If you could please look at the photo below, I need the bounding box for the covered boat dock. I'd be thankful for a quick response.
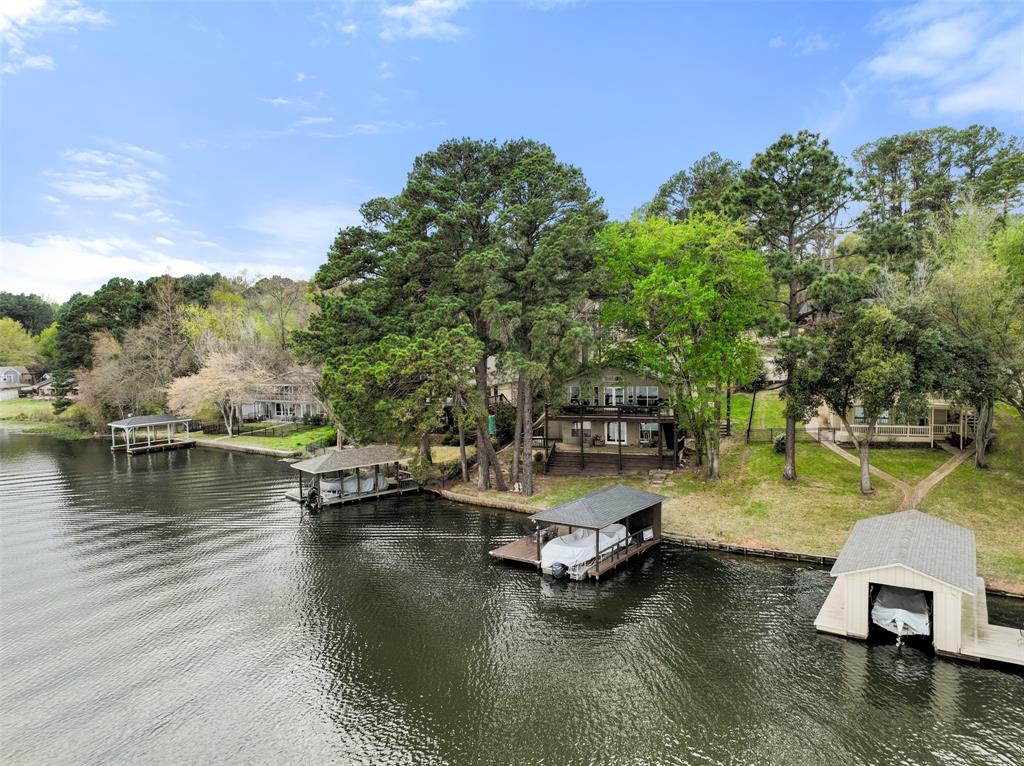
[490,484,665,581]
[109,414,195,455]
[285,445,418,509]
[814,509,1023,667]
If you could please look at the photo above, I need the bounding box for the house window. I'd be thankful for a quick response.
[606,421,627,443]
[640,422,659,443]
[570,421,592,438]
[604,386,624,405]
[853,407,890,425]
[636,386,659,406]
[569,385,581,403]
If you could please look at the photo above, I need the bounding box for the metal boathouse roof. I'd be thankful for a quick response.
[290,445,404,475]
[830,509,977,594]
[530,484,666,529]
[108,414,192,428]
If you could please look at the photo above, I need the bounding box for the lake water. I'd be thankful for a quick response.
[1,433,1022,765]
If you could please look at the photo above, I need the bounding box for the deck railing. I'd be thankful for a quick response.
[558,402,671,418]
[837,423,960,439]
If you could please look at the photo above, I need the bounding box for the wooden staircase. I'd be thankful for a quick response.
[545,446,669,475]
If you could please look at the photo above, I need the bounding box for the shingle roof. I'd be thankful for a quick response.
[291,445,403,474]
[108,414,192,428]
[830,509,977,593]
[531,484,666,529]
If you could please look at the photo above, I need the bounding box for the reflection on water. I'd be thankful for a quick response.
[1,432,1022,765]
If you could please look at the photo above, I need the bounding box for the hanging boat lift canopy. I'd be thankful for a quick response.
[287,445,418,508]
[108,414,195,455]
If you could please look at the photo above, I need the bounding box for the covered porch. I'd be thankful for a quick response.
[833,401,976,448]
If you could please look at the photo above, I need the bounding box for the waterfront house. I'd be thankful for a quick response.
[243,374,325,422]
[541,367,679,474]
[823,397,975,449]
[815,509,1023,667]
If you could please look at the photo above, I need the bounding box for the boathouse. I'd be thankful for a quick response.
[109,414,195,455]
[286,445,418,509]
[490,484,665,581]
[815,509,1023,667]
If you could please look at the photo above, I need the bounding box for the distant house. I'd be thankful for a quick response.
[27,373,55,398]
[243,379,325,422]
[1,366,31,386]
[823,397,976,448]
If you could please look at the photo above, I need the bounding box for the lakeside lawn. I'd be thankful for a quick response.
[449,417,1024,590]
[0,398,92,439]
[842,445,951,483]
[192,424,338,453]
[920,406,1024,590]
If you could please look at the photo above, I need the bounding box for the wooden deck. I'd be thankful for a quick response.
[113,439,196,455]
[490,526,662,581]
[284,483,419,507]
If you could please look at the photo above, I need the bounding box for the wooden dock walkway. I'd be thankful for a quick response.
[112,439,196,455]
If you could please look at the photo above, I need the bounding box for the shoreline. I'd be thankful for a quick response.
[425,486,1024,599]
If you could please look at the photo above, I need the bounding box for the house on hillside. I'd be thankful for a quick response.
[823,397,976,449]
[244,379,325,422]
[1,366,31,386]
[26,373,54,398]
[541,366,680,474]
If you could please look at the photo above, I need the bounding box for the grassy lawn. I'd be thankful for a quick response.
[0,399,92,439]
[843,446,951,483]
[731,388,789,431]
[431,444,477,464]
[193,424,338,452]
[919,406,1024,591]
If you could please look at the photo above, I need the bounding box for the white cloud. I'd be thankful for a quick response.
[1,0,108,75]
[379,0,467,40]
[339,21,358,36]
[795,33,829,55]
[262,97,292,106]
[238,204,360,253]
[865,1,1023,117]
[294,71,310,82]
[768,36,785,49]
[154,236,175,246]
[379,61,394,79]
[293,115,333,127]
[0,232,312,300]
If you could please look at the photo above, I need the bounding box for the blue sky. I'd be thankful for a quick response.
[2,0,1021,300]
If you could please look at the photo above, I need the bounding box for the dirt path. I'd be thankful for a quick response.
[807,419,970,509]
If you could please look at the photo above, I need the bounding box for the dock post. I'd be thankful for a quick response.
[617,406,622,473]
[579,402,585,470]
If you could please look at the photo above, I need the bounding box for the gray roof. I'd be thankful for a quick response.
[108,414,192,428]
[830,509,977,593]
[291,445,403,474]
[2,366,29,374]
[531,484,666,529]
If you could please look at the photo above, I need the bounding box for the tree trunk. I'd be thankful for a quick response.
[522,377,535,496]
[479,429,507,490]
[783,415,797,480]
[420,431,432,466]
[511,375,525,487]
[475,355,491,490]
[705,427,720,480]
[975,400,993,469]
[458,421,469,483]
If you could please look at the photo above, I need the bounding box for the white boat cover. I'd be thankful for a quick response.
[871,586,930,637]
[318,474,389,497]
[540,524,627,570]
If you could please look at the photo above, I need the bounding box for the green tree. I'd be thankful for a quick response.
[646,152,741,221]
[0,318,37,366]
[730,130,853,481]
[599,214,771,479]
[927,207,1024,465]
[0,292,55,335]
[811,304,947,493]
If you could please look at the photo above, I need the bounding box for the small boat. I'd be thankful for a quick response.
[319,473,389,499]
[540,523,627,578]
[871,585,930,645]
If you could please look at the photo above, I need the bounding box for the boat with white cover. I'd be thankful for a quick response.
[540,523,627,578]
[871,585,930,644]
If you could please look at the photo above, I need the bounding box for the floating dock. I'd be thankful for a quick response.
[108,414,195,456]
[814,510,1023,667]
[490,485,665,581]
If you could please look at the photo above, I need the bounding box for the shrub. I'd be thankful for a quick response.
[773,433,787,454]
